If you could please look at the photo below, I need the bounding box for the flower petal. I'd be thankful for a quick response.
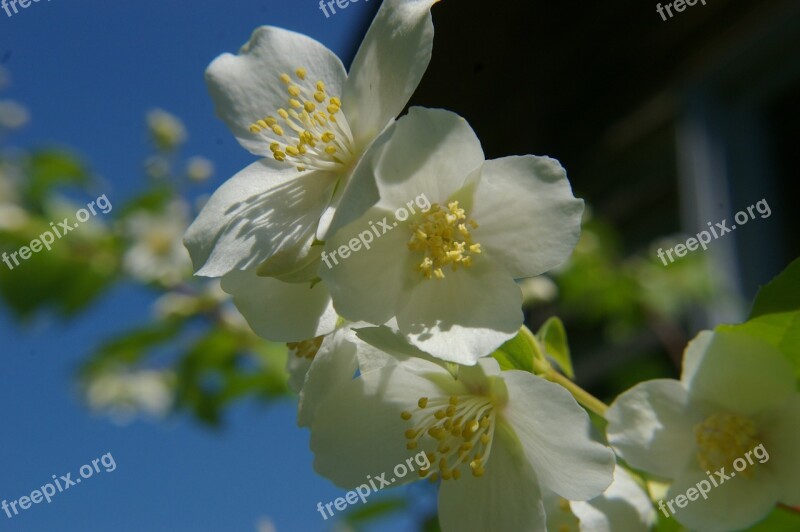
[502,371,616,500]
[682,330,796,416]
[297,327,359,428]
[760,393,800,505]
[184,159,337,277]
[220,268,336,342]
[320,207,417,326]
[470,156,584,278]
[326,108,485,239]
[286,353,314,395]
[323,120,392,237]
[343,0,439,148]
[396,259,522,364]
[543,490,581,532]
[206,26,346,156]
[255,240,322,283]
[438,425,546,532]
[569,467,656,532]
[370,107,484,211]
[310,363,446,488]
[606,379,701,479]
[665,461,781,532]
[353,324,431,373]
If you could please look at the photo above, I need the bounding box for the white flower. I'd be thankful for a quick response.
[544,467,656,532]
[86,369,174,424]
[308,332,615,532]
[319,108,584,363]
[255,517,277,532]
[606,330,800,532]
[123,201,193,285]
[0,100,29,130]
[186,156,214,182]
[146,109,187,151]
[520,276,558,305]
[184,0,440,280]
[0,162,28,230]
[0,159,20,204]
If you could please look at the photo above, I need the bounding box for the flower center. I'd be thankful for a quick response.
[407,201,481,280]
[694,412,761,475]
[287,336,324,360]
[400,394,496,481]
[248,67,355,172]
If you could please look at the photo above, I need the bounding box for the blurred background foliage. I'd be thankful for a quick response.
[0,74,289,427]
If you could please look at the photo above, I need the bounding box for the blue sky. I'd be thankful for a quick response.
[0,1,415,530]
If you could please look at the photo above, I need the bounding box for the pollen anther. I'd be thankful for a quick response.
[402,394,496,481]
[407,201,482,280]
[247,67,355,172]
[694,412,761,476]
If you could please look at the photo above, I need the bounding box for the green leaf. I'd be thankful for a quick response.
[117,186,174,217]
[749,258,800,318]
[24,150,92,208]
[718,258,800,384]
[536,316,574,379]
[0,228,119,318]
[80,320,185,377]
[175,329,290,425]
[653,514,688,532]
[743,506,800,531]
[491,330,535,372]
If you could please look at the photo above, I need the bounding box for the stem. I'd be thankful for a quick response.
[520,325,609,418]
[546,370,608,418]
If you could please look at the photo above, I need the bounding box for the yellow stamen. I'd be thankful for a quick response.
[695,413,761,477]
[245,67,355,171]
[408,201,481,280]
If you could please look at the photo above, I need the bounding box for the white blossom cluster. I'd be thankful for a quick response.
[183,2,799,530]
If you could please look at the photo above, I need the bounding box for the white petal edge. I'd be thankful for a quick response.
[759,393,800,505]
[396,259,522,364]
[206,26,346,156]
[665,461,782,532]
[297,326,359,428]
[342,0,439,148]
[310,363,446,488]
[606,379,701,479]
[220,268,336,342]
[184,159,337,277]
[502,371,616,500]
[470,155,584,278]
[320,207,417,326]
[682,330,796,416]
[570,467,656,532]
[370,107,485,212]
[438,424,546,532]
